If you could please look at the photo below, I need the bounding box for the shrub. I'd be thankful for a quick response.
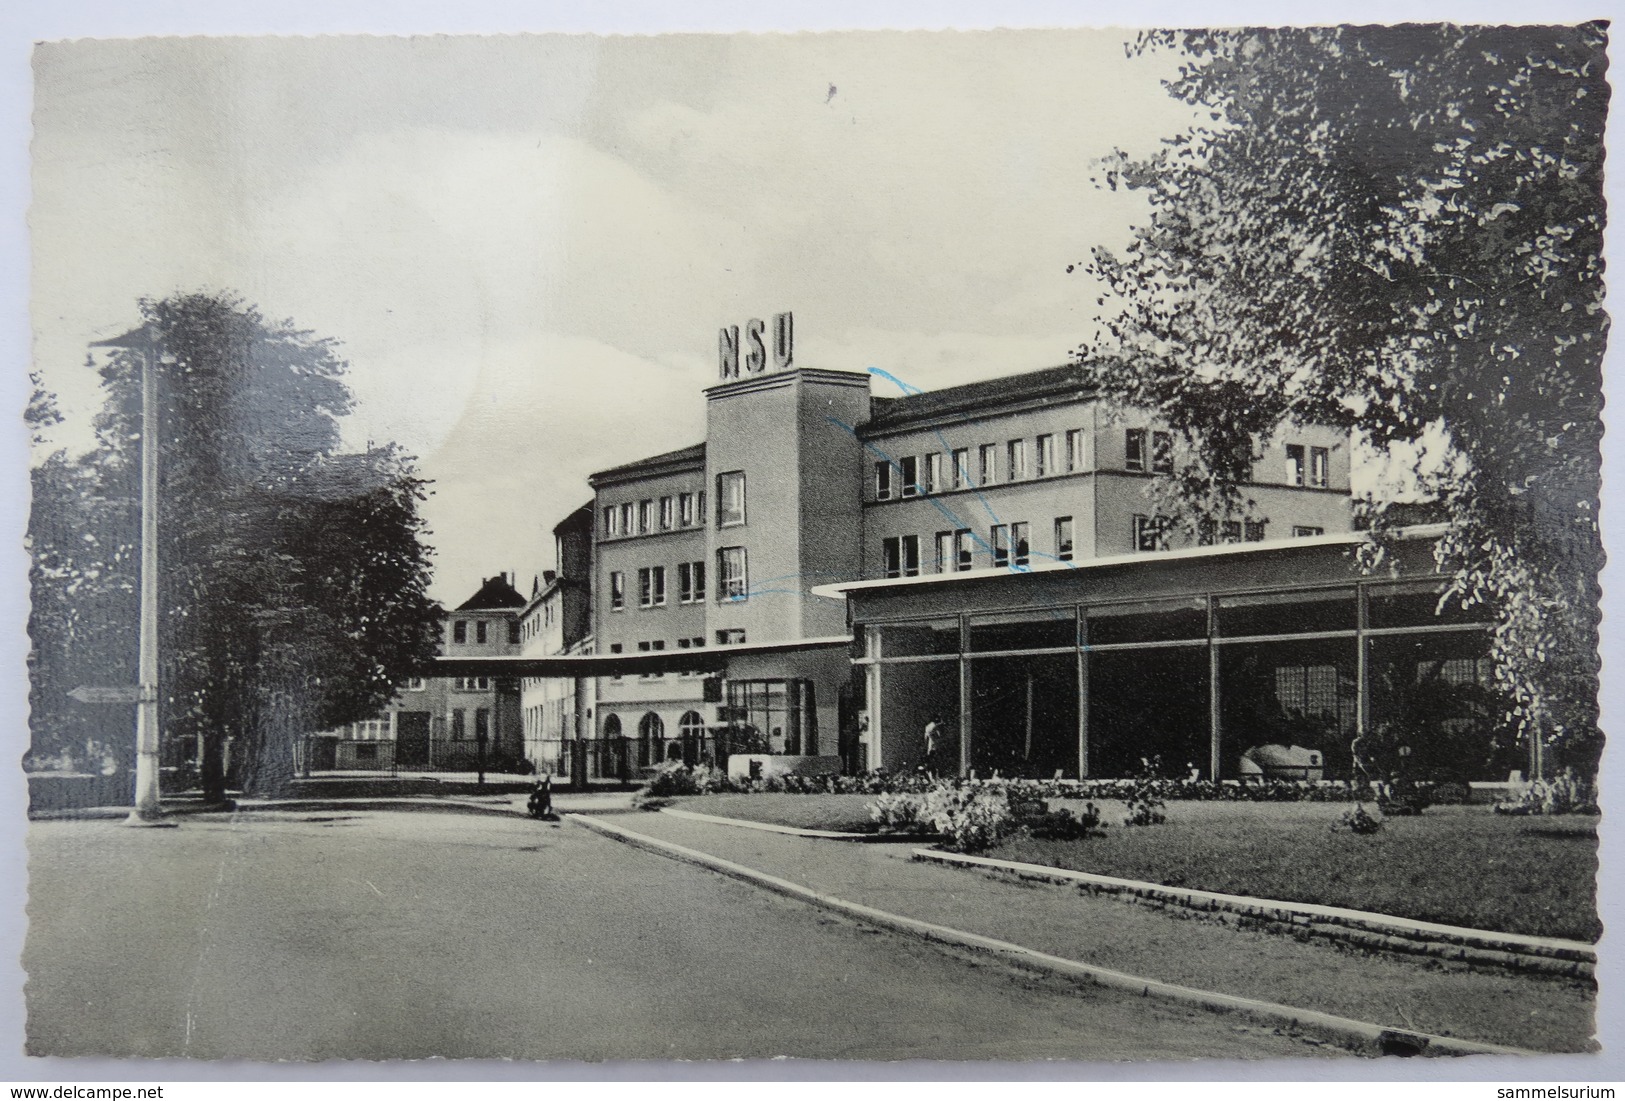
[867,792,927,833]
[640,762,729,799]
[1494,769,1600,816]
[921,781,1017,852]
[1337,803,1385,835]
[1027,802,1104,840]
[1122,757,1169,827]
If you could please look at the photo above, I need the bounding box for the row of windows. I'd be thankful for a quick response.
[449,618,520,645]
[520,601,559,642]
[609,549,748,610]
[603,633,745,683]
[882,519,1065,578]
[881,515,1328,576]
[601,471,752,540]
[453,676,493,692]
[875,430,1090,501]
[875,430,1332,498]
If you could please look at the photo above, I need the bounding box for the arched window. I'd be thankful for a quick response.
[602,714,622,738]
[678,711,706,765]
[638,712,665,767]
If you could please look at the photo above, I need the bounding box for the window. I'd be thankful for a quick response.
[609,643,623,681]
[452,620,467,644]
[1007,439,1028,480]
[899,456,920,497]
[475,708,489,741]
[1035,434,1055,477]
[935,531,954,573]
[638,500,653,534]
[451,709,466,740]
[678,561,706,603]
[924,452,943,494]
[406,677,426,691]
[1244,520,1266,543]
[1293,525,1325,538]
[355,743,378,762]
[716,628,747,646]
[659,496,674,530]
[1054,516,1074,562]
[954,528,974,571]
[1010,522,1030,567]
[603,507,618,537]
[1133,514,1167,552]
[718,546,748,602]
[609,571,625,611]
[1222,520,1243,544]
[978,443,998,485]
[1286,444,1306,486]
[874,461,894,501]
[697,491,706,523]
[881,535,921,579]
[1152,431,1174,474]
[679,492,695,527]
[951,448,970,489]
[1309,446,1330,488]
[991,524,1009,568]
[637,566,666,608]
[508,619,520,644]
[717,471,746,526]
[620,502,634,535]
[476,621,488,644]
[1125,429,1148,472]
[455,677,491,691]
[1066,428,1086,472]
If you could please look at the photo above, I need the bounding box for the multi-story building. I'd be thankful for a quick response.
[324,573,526,771]
[446,319,1514,785]
[519,505,595,777]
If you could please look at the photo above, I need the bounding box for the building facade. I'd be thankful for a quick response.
[322,573,527,771]
[526,343,1480,783]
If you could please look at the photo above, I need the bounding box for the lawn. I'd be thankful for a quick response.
[667,793,1600,941]
[989,800,1600,942]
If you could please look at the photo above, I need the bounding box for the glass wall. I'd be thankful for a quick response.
[861,580,1497,780]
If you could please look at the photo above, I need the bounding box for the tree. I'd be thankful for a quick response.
[1081,25,1607,771]
[35,292,444,796]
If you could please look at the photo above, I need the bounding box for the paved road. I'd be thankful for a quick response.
[25,810,1328,1063]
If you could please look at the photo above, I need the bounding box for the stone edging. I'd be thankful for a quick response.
[912,849,1595,980]
[568,813,1534,1059]
[658,806,932,842]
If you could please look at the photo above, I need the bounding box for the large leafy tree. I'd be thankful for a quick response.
[1082,25,1607,768]
[32,293,443,796]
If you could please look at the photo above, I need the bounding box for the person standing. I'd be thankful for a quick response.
[923,716,943,776]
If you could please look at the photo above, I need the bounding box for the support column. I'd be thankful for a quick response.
[958,614,972,776]
[1207,595,1222,781]
[1355,585,1370,776]
[128,340,165,825]
[1077,608,1090,779]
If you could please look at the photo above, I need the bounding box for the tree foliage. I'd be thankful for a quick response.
[1082,25,1607,765]
[29,293,444,794]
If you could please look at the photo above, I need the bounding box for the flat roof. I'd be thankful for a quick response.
[808,525,1449,600]
[434,634,852,677]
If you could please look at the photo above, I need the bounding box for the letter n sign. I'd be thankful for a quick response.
[718,325,740,380]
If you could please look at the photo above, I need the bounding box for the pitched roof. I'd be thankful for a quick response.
[589,442,706,485]
[863,362,1099,432]
[456,574,528,611]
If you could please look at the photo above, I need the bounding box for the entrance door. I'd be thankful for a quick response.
[396,711,431,768]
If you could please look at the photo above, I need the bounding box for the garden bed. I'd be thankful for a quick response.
[986,800,1600,942]
[666,793,885,833]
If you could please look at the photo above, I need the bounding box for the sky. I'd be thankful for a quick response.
[28,29,1205,603]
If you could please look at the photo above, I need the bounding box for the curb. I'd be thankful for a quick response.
[658,806,933,842]
[567,813,1535,1059]
[912,849,1596,980]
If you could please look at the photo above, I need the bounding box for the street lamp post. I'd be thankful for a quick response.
[90,325,169,826]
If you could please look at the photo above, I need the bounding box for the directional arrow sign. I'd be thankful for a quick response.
[69,685,143,705]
